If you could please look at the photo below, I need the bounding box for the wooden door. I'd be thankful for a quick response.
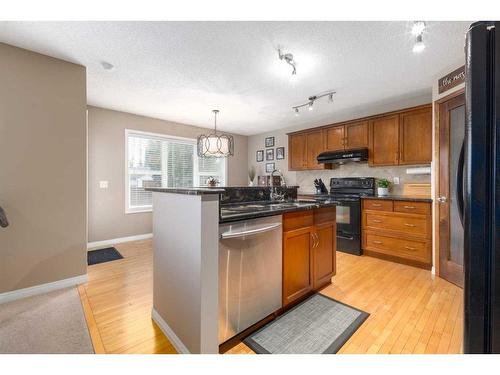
[324,125,345,151]
[345,121,369,149]
[306,130,325,169]
[436,91,465,287]
[289,133,307,170]
[312,222,336,289]
[283,227,314,306]
[399,106,432,164]
[369,115,400,166]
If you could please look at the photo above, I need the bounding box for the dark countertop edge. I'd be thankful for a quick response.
[146,187,225,195]
[298,192,432,203]
[145,186,300,195]
[219,201,337,224]
[360,195,433,203]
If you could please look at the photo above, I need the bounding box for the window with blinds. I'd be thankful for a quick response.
[126,130,227,212]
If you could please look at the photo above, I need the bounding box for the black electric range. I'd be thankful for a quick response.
[313,177,375,255]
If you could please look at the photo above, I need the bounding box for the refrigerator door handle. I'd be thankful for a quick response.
[456,140,465,226]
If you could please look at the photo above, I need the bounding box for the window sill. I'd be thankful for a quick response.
[126,208,153,214]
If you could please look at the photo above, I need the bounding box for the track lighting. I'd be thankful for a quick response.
[278,47,297,77]
[411,21,426,36]
[411,21,426,53]
[292,91,336,115]
[413,34,425,53]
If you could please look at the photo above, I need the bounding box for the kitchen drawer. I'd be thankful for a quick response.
[365,212,429,238]
[365,232,430,264]
[283,210,314,232]
[314,206,336,225]
[393,201,431,215]
[362,199,393,212]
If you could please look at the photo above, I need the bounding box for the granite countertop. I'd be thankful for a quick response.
[145,187,225,195]
[219,199,338,224]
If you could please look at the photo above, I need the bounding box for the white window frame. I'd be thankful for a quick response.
[124,129,227,214]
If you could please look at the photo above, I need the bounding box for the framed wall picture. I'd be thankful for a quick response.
[276,147,285,160]
[266,148,274,161]
[265,136,275,147]
[266,162,275,173]
[256,150,264,162]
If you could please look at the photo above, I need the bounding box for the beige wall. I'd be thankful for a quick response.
[0,43,87,293]
[248,93,433,194]
[87,106,248,243]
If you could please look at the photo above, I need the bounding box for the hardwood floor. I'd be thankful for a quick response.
[81,239,463,354]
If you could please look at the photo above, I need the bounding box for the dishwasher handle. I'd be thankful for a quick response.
[220,222,282,239]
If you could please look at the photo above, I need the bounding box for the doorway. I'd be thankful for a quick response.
[435,89,465,288]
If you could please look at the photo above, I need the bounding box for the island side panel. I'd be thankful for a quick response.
[151,192,219,353]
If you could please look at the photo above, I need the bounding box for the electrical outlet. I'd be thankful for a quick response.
[99,180,109,189]
[393,177,400,185]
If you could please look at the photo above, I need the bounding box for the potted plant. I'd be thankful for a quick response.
[248,166,256,186]
[206,176,219,187]
[377,178,390,196]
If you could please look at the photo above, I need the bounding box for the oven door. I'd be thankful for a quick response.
[335,199,362,255]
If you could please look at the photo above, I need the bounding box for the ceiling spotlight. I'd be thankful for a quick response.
[100,61,114,71]
[413,34,425,53]
[294,108,300,116]
[411,21,426,36]
[278,48,297,76]
[308,101,314,111]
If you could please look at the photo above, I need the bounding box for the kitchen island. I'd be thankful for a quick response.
[146,186,337,354]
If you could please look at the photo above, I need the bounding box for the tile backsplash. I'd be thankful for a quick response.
[295,162,431,195]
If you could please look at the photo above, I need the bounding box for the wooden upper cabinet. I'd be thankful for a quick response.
[399,107,432,165]
[306,130,327,169]
[288,104,432,169]
[324,125,345,151]
[289,133,307,170]
[369,114,400,166]
[345,121,369,149]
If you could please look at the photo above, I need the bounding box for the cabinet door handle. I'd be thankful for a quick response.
[403,206,415,209]
[405,246,416,250]
[372,219,382,223]
[373,240,383,244]
[404,223,416,227]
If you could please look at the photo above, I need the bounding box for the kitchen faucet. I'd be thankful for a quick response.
[270,169,287,201]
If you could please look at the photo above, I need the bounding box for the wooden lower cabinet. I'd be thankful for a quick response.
[282,208,336,308]
[283,227,314,306]
[313,221,336,289]
[362,198,432,269]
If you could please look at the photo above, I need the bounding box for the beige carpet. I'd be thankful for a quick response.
[0,287,94,354]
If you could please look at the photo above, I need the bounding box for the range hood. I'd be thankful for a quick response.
[317,148,368,164]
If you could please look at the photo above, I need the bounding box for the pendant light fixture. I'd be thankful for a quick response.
[197,110,234,158]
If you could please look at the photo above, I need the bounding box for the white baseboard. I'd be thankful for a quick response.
[0,274,88,305]
[152,308,190,354]
[87,233,153,250]
[431,266,436,275]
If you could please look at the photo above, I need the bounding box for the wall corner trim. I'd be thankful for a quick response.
[0,274,88,305]
[87,233,153,250]
[151,308,191,354]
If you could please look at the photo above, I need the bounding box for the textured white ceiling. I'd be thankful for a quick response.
[0,21,470,135]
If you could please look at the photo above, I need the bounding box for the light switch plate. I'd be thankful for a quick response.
[393,177,400,185]
[99,180,109,189]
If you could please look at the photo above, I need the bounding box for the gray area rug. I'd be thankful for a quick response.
[0,287,94,354]
[244,293,369,354]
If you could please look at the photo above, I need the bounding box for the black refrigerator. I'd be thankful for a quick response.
[464,21,500,353]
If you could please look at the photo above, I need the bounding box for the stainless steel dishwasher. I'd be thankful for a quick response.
[218,215,282,344]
